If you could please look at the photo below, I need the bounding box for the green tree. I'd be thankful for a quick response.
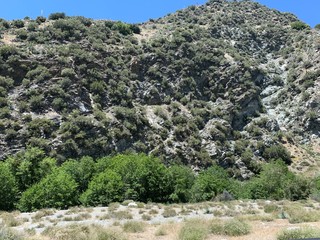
[0,162,18,210]
[168,165,195,203]
[191,165,230,202]
[245,160,308,200]
[6,147,56,191]
[18,170,78,212]
[96,154,171,202]
[60,156,95,192]
[80,170,124,206]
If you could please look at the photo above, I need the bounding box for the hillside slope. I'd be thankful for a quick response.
[0,0,319,178]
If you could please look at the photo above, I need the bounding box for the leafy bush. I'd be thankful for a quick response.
[110,21,139,35]
[290,21,310,30]
[29,94,45,112]
[96,154,171,202]
[263,144,291,164]
[6,147,56,191]
[36,16,46,24]
[48,12,66,20]
[0,162,18,210]
[60,156,95,192]
[168,165,195,202]
[191,165,231,202]
[245,160,309,200]
[11,20,24,28]
[18,170,78,211]
[80,170,124,206]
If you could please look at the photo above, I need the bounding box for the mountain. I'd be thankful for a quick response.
[0,0,319,179]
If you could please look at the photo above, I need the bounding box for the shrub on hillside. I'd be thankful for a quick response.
[11,20,24,28]
[290,21,310,30]
[36,16,46,24]
[48,12,66,20]
[263,144,291,164]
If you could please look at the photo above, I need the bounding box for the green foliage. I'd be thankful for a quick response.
[29,94,45,112]
[168,165,195,202]
[191,165,230,202]
[245,161,310,200]
[36,16,46,24]
[60,156,95,192]
[0,45,18,60]
[6,147,56,191]
[290,21,310,30]
[263,144,291,164]
[26,118,56,139]
[0,162,18,210]
[48,12,66,20]
[107,21,140,35]
[96,154,171,202]
[11,20,24,28]
[18,169,78,211]
[80,169,124,206]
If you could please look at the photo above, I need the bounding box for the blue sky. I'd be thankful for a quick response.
[1,0,319,27]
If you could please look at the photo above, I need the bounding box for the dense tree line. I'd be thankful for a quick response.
[0,147,318,212]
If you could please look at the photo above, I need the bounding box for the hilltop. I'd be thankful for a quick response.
[0,0,319,178]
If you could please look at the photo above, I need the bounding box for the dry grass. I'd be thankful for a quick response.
[32,209,56,220]
[277,227,320,240]
[284,204,320,223]
[122,221,145,233]
[162,208,177,218]
[179,218,209,240]
[43,224,126,240]
[1,212,24,227]
[108,203,120,212]
[4,200,320,239]
[155,225,168,236]
[0,224,24,240]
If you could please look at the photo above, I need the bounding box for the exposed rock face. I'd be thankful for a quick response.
[0,0,319,177]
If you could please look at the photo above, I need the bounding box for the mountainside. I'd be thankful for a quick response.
[0,0,319,178]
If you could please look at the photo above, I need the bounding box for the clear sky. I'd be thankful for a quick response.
[0,0,319,27]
